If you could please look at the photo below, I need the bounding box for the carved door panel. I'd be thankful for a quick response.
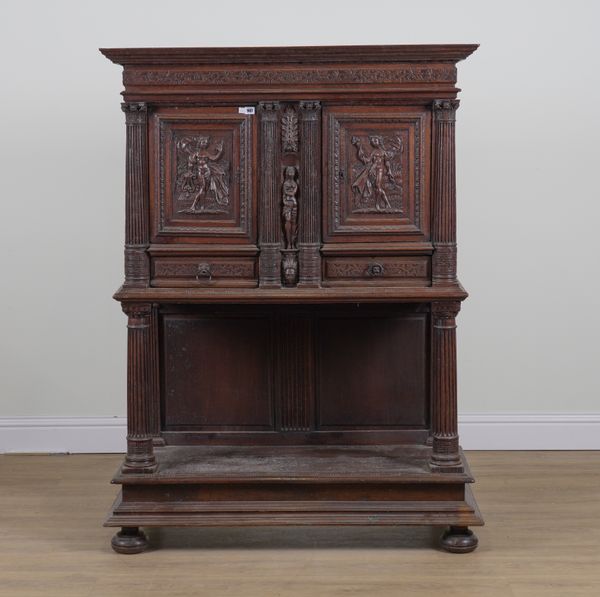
[323,106,431,243]
[149,107,256,243]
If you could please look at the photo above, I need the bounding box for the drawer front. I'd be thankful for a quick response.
[151,257,257,287]
[323,256,430,286]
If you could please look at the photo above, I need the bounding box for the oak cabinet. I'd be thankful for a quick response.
[101,44,482,555]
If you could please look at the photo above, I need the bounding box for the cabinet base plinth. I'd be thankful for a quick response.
[105,445,483,551]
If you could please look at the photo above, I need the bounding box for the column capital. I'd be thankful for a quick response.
[431,301,461,320]
[122,302,152,325]
[433,99,460,121]
[121,102,148,124]
[258,101,281,120]
[299,100,321,120]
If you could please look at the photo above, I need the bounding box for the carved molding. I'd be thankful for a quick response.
[125,66,456,87]
[281,107,299,153]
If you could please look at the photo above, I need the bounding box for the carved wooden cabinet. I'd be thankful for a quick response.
[101,44,482,554]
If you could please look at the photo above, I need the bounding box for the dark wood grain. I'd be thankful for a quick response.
[102,43,481,553]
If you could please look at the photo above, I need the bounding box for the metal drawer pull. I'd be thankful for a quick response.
[196,263,212,280]
[367,262,385,277]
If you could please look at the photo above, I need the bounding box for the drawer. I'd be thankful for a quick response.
[151,256,257,287]
[323,256,430,286]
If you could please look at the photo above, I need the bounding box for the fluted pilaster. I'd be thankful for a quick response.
[298,101,322,287]
[122,302,157,474]
[121,102,150,288]
[430,301,462,472]
[258,101,282,287]
[432,99,459,285]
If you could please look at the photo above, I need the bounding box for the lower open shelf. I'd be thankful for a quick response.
[105,445,483,529]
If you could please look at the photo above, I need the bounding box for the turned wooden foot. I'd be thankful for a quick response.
[111,527,149,554]
[440,526,479,553]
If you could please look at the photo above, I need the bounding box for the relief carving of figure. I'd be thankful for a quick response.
[176,135,230,214]
[350,135,403,212]
[282,166,298,249]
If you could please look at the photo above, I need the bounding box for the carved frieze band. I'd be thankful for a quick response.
[258,102,282,287]
[122,102,150,287]
[298,101,322,287]
[432,99,459,285]
[121,302,157,474]
[124,65,456,87]
[430,300,462,472]
[276,317,313,432]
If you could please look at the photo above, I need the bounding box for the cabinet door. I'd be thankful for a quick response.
[323,106,430,243]
[149,107,256,243]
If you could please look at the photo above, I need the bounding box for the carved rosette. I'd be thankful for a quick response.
[298,101,322,287]
[258,102,282,287]
[432,99,459,285]
[430,301,462,472]
[121,102,150,288]
[121,302,157,474]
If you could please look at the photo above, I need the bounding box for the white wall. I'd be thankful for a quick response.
[1,0,599,423]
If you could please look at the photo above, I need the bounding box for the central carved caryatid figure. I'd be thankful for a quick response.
[281,165,299,285]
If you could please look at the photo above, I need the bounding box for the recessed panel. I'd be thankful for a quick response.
[324,106,430,242]
[162,315,272,430]
[150,107,256,242]
[316,315,427,428]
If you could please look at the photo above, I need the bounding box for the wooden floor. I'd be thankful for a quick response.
[1,452,599,597]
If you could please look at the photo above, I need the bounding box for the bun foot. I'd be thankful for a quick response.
[440,526,479,553]
[111,527,149,554]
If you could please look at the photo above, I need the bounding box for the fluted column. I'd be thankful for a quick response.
[430,301,463,472]
[258,101,282,287]
[121,102,150,288]
[432,99,459,286]
[122,303,157,474]
[298,101,322,287]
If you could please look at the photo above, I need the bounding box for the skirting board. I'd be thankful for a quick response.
[1,414,599,454]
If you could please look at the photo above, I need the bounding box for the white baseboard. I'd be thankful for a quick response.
[458,413,600,450]
[0,417,127,454]
[1,414,599,453]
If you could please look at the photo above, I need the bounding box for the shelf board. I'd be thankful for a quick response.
[113,444,474,485]
[114,283,468,304]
